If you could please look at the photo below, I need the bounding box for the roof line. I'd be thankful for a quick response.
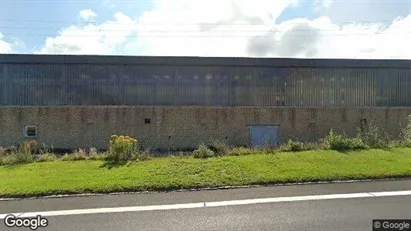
[1,54,411,68]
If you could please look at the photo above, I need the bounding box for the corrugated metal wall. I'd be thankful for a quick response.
[1,63,411,107]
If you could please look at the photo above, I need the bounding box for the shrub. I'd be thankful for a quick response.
[280,139,305,152]
[4,146,17,155]
[89,152,107,160]
[8,141,37,165]
[193,144,215,158]
[279,140,324,152]
[304,142,326,151]
[325,129,368,151]
[357,122,389,148]
[72,150,88,161]
[77,148,88,156]
[0,155,18,166]
[61,151,88,161]
[107,135,139,162]
[37,153,57,162]
[208,140,230,156]
[227,147,258,156]
[21,140,38,154]
[400,115,411,147]
[139,149,152,161]
[60,154,72,161]
[89,147,98,155]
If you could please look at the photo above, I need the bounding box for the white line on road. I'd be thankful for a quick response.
[1,190,410,219]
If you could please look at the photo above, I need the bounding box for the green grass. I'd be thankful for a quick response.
[1,148,411,198]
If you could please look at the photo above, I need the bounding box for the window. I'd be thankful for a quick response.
[24,125,37,138]
[144,118,151,124]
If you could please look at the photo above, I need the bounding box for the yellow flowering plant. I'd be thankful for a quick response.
[108,135,138,162]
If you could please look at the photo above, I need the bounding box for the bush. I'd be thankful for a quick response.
[0,155,18,166]
[37,153,57,162]
[400,115,411,147]
[325,129,368,151]
[19,140,38,154]
[208,140,230,156]
[4,146,17,155]
[280,139,305,152]
[305,142,327,150]
[227,147,258,156]
[89,152,107,161]
[8,141,37,165]
[139,149,152,161]
[61,151,88,161]
[72,150,88,161]
[60,154,72,161]
[107,135,139,162]
[193,144,215,158]
[357,122,389,148]
[279,140,324,152]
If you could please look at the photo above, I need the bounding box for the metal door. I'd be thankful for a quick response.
[249,125,279,148]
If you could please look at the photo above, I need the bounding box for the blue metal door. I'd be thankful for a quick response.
[249,125,279,148]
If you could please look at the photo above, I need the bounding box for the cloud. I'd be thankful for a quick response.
[0,33,13,53]
[317,0,333,9]
[131,0,411,59]
[321,0,409,24]
[36,1,411,59]
[317,16,411,59]
[313,0,333,12]
[36,11,137,54]
[79,9,98,22]
[131,0,300,56]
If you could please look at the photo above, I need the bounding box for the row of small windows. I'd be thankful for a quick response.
[3,64,411,80]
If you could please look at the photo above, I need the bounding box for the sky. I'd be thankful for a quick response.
[0,0,411,58]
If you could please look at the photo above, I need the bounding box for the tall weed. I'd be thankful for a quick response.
[193,144,215,158]
[357,121,389,148]
[107,135,139,162]
[325,129,368,151]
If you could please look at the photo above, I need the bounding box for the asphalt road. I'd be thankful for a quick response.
[1,180,411,231]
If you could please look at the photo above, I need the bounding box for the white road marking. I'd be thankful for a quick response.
[0,190,410,219]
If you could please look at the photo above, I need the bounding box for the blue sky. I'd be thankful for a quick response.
[1,0,410,58]
[0,0,152,52]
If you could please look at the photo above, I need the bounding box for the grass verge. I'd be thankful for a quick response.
[1,148,411,198]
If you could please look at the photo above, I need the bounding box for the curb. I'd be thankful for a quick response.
[1,177,411,201]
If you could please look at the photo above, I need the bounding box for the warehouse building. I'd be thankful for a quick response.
[0,54,411,150]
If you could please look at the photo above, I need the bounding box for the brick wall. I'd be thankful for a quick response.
[0,106,410,150]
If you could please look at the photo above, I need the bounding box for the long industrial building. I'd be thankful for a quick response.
[1,54,411,150]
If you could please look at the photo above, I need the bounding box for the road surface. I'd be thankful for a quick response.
[1,179,410,231]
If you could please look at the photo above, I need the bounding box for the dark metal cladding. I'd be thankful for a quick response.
[2,54,411,68]
[1,54,411,107]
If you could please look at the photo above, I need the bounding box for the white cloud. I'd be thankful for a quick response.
[131,0,300,56]
[36,1,411,59]
[0,33,13,53]
[79,9,98,22]
[36,11,137,55]
[313,0,333,12]
[322,0,409,24]
[129,0,411,59]
[321,0,333,8]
